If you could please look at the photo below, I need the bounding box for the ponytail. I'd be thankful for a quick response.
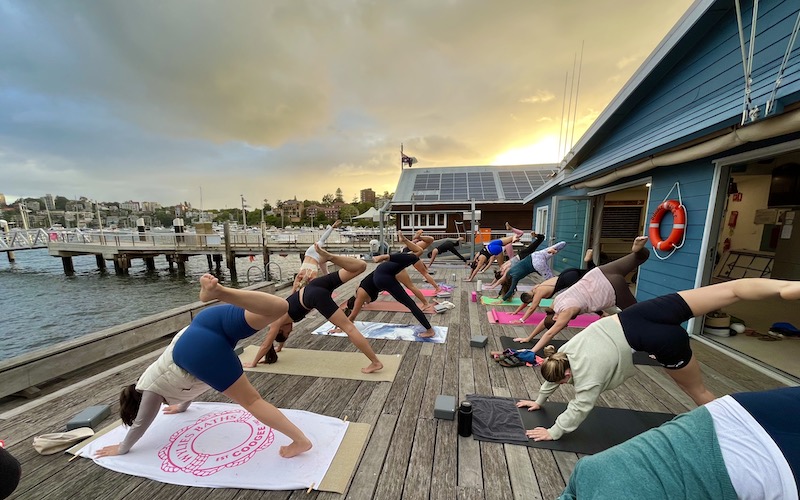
[119,384,143,427]
[540,346,569,383]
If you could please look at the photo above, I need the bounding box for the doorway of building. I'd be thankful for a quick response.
[707,148,800,379]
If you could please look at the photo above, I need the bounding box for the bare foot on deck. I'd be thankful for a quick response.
[584,249,593,262]
[418,329,436,338]
[362,360,383,373]
[199,273,221,302]
[632,235,648,252]
[279,438,313,458]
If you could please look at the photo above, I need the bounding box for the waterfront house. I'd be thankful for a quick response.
[525,0,800,380]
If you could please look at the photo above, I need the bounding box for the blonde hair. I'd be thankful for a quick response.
[540,345,569,382]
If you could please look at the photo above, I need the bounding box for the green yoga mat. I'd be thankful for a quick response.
[481,296,553,307]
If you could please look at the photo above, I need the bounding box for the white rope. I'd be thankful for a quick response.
[766,10,800,115]
[652,182,686,261]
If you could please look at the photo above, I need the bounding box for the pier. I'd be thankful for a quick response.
[0,263,787,499]
[1,227,383,279]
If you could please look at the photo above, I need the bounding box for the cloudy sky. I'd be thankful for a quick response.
[1,0,693,209]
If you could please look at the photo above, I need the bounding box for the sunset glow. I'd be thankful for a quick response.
[492,136,561,166]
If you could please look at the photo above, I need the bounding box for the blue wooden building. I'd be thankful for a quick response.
[526,0,800,379]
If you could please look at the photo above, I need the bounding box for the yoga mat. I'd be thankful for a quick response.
[343,300,436,314]
[428,262,468,268]
[487,309,599,327]
[482,284,534,292]
[312,320,448,343]
[239,346,400,382]
[381,284,453,297]
[69,403,365,493]
[499,337,662,367]
[480,296,554,307]
[467,395,674,455]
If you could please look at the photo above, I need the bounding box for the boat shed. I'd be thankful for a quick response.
[390,163,557,237]
[525,0,800,381]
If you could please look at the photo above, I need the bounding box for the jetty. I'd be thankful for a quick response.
[0,262,786,499]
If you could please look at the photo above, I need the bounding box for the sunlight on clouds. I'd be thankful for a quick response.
[520,90,555,104]
[491,135,560,166]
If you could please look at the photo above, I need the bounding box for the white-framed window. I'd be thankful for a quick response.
[401,213,447,229]
[535,206,549,236]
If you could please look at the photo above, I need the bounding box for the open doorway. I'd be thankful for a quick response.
[707,149,800,379]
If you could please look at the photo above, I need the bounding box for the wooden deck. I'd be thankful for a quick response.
[0,261,787,500]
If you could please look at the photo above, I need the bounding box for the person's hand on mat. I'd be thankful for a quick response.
[525,427,553,441]
[243,360,258,368]
[163,404,186,415]
[515,400,541,411]
[95,444,122,457]
[513,336,530,343]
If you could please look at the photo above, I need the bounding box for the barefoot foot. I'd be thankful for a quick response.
[362,361,383,373]
[418,329,436,338]
[584,249,594,262]
[314,243,332,261]
[199,273,221,302]
[632,235,648,252]
[279,438,313,458]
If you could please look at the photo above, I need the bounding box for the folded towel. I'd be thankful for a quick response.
[33,427,95,455]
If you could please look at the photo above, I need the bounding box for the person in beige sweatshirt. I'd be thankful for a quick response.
[517,278,800,441]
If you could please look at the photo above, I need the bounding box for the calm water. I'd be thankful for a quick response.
[0,247,306,361]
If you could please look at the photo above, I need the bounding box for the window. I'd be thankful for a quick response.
[401,213,447,229]
[535,206,549,236]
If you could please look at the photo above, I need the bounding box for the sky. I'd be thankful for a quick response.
[0,0,694,210]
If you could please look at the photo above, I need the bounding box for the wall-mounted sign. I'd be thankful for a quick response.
[753,209,777,225]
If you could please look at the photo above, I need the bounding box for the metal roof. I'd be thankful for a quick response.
[393,164,558,204]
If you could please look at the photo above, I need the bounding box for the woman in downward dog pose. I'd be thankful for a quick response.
[496,241,567,301]
[514,237,650,352]
[466,233,521,282]
[516,278,800,442]
[344,252,440,338]
[95,274,312,458]
[245,245,383,374]
[292,219,342,292]
[510,249,596,322]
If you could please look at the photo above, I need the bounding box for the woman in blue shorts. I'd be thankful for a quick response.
[95,274,312,458]
[466,233,520,282]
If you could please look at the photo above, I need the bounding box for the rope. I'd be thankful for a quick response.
[735,0,760,125]
[652,182,686,261]
[766,10,800,115]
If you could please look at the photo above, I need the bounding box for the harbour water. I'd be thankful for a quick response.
[0,247,306,361]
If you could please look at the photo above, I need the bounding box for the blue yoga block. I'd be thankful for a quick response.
[66,405,111,431]
[434,395,457,420]
[470,335,488,347]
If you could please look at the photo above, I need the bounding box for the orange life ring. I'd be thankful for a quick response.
[648,200,686,251]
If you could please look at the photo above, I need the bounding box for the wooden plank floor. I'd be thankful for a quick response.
[0,260,787,500]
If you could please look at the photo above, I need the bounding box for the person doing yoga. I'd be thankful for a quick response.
[345,252,440,338]
[496,241,566,301]
[426,237,468,266]
[487,232,547,288]
[559,385,800,499]
[511,249,596,323]
[292,219,342,292]
[515,278,800,442]
[398,230,434,256]
[95,275,312,458]
[514,236,650,351]
[245,245,383,374]
[466,233,521,282]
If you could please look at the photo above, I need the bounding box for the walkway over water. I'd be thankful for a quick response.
[0,263,786,499]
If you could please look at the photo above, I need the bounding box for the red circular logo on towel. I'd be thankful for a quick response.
[158,409,274,476]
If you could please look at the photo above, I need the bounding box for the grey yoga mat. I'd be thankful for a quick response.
[467,394,674,455]
[499,336,662,366]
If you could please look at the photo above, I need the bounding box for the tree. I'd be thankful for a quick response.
[55,196,69,210]
[339,204,359,223]
[335,188,344,202]
[321,193,335,205]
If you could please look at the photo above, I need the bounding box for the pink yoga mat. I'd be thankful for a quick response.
[486,309,600,327]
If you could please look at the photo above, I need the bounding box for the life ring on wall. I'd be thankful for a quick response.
[649,199,686,251]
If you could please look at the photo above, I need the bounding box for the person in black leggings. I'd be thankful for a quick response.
[426,237,469,266]
[246,245,383,374]
[0,446,21,499]
[515,237,651,348]
[345,253,439,338]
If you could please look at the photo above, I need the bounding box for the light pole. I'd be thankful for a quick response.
[240,194,248,231]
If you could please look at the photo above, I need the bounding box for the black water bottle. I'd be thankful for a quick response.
[458,401,473,437]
